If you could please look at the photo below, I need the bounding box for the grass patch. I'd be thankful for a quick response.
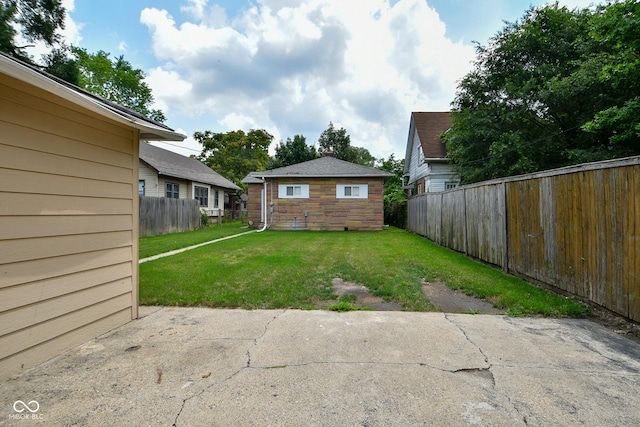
[139,222,248,258]
[139,227,588,317]
[327,302,373,312]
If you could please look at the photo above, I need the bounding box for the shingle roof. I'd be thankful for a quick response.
[413,112,452,159]
[242,156,393,183]
[0,52,185,142]
[140,143,240,191]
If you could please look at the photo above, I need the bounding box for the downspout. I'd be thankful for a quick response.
[257,178,268,232]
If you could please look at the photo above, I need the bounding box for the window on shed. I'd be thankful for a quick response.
[138,180,145,196]
[194,186,209,207]
[336,184,368,199]
[166,182,179,199]
[287,186,301,196]
[445,182,458,190]
[278,184,309,198]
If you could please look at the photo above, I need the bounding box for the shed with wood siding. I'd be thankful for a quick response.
[0,53,185,379]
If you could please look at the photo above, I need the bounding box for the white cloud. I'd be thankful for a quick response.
[139,0,476,159]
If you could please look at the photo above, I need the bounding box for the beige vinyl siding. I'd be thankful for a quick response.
[0,73,139,379]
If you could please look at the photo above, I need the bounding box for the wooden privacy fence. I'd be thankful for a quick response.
[139,196,201,237]
[407,156,640,322]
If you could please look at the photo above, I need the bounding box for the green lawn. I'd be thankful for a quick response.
[139,222,249,258]
[139,227,588,317]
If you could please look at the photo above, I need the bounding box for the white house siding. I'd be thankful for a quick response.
[0,72,138,379]
[158,177,187,199]
[424,163,460,192]
[139,162,159,197]
[408,132,432,189]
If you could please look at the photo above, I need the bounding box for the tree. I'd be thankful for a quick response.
[376,155,407,228]
[0,0,66,62]
[268,134,318,169]
[441,3,639,184]
[580,0,640,153]
[317,122,375,166]
[42,46,79,84]
[72,47,165,122]
[196,129,272,190]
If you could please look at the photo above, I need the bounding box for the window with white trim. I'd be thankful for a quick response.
[445,182,458,190]
[166,182,179,199]
[278,184,309,198]
[194,186,208,207]
[336,184,368,199]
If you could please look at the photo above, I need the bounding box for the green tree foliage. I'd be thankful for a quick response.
[42,46,78,84]
[442,1,640,184]
[581,0,640,151]
[376,154,407,228]
[72,47,166,122]
[0,0,65,61]
[317,122,375,166]
[268,134,318,169]
[196,129,273,190]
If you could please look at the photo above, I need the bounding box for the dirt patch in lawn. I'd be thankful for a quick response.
[320,277,503,314]
[421,279,505,314]
[327,278,404,311]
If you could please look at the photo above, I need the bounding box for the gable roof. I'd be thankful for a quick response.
[414,112,452,158]
[242,156,393,183]
[0,52,185,142]
[403,112,452,175]
[140,143,240,191]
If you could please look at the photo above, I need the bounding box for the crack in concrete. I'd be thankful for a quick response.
[444,315,532,426]
[444,313,492,370]
[172,311,285,426]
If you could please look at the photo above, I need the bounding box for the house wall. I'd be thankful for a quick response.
[247,178,385,231]
[0,72,139,380]
[139,167,226,217]
[247,183,264,227]
[406,125,459,193]
[138,162,159,196]
[407,130,429,187]
[424,162,460,192]
[158,177,188,200]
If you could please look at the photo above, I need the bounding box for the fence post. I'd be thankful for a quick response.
[462,188,468,255]
[501,180,509,273]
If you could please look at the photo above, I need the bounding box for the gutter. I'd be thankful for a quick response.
[257,178,268,232]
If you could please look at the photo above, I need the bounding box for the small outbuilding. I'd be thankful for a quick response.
[242,156,393,231]
[0,53,185,379]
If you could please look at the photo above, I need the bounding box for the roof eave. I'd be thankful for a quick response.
[0,54,186,142]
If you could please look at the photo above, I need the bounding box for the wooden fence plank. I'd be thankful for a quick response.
[406,156,640,322]
[139,196,201,237]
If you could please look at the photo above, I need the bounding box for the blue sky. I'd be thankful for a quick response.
[58,0,598,159]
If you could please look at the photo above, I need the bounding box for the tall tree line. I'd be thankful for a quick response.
[442,0,640,184]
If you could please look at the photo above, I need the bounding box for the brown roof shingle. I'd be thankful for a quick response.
[412,112,452,159]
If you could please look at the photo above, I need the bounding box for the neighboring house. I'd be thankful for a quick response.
[139,143,240,218]
[403,112,460,194]
[242,156,393,231]
[0,53,185,380]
